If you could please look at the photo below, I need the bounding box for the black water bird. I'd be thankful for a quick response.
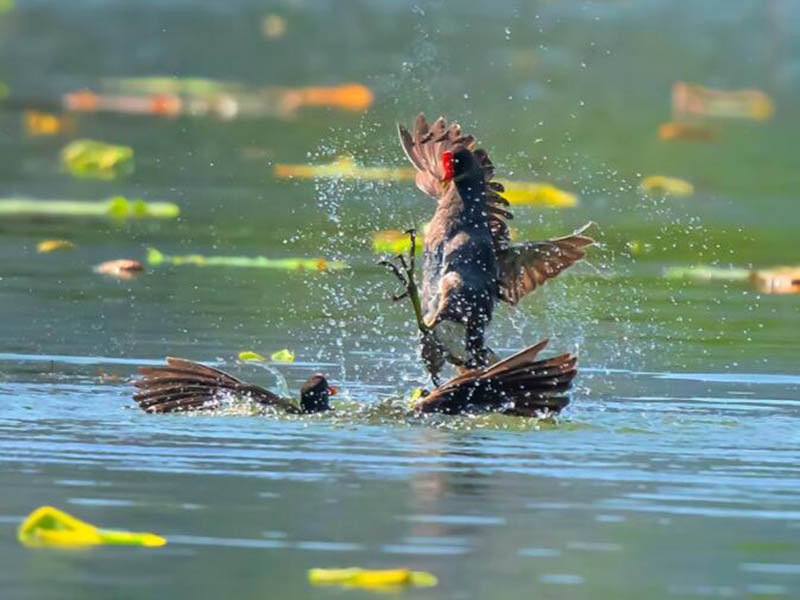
[389,114,594,384]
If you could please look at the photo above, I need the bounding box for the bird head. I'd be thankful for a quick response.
[441,146,481,187]
[299,373,336,413]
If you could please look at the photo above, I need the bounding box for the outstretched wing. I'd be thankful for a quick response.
[496,223,595,306]
[414,339,576,415]
[133,357,297,414]
[397,113,512,253]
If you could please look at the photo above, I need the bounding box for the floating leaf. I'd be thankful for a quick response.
[640,176,694,197]
[274,159,576,208]
[673,82,774,121]
[496,179,578,207]
[664,264,800,294]
[262,13,287,38]
[146,248,165,265]
[61,139,134,180]
[37,239,74,253]
[289,83,373,112]
[750,267,800,295]
[146,248,346,271]
[93,259,144,280]
[238,351,266,362]
[0,197,179,219]
[308,568,437,590]
[24,110,72,136]
[270,349,295,363]
[373,230,421,255]
[658,121,716,142]
[18,506,165,548]
[66,83,372,119]
[274,156,414,181]
[663,266,750,282]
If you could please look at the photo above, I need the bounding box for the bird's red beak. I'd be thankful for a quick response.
[327,386,338,396]
[441,151,454,185]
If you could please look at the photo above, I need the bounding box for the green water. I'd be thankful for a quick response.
[1,1,799,598]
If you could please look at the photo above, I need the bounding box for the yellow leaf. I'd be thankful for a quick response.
[658,121,715,142]
[18,506,165,548]
[308,568,437,589]
[270,349,295,363]
[496,180,578,207]
[61,139,134,180]
[372,230,420,255]
[24,110,72,136]
[238,351,266,362]
[37,239,74,253]
[640,175,694,197]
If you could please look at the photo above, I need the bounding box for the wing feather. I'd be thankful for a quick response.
[496,223,595,305]
[132,358,299,414]
[413,339,577,415]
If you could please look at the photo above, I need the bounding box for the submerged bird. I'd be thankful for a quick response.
[131,340,575,417]
[133,358,336,414]
[393,114,594,383]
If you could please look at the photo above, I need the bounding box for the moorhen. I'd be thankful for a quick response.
[389,114,594,384]
[132,358,336,414]
[131,340,575,417]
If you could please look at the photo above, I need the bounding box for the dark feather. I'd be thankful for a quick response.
[496,223,595,305]
[413,339,577,416]
[132,358,299,414]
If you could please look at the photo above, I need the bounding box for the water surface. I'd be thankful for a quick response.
[1,1,799,598]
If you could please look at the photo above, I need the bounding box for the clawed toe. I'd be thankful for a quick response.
[378,259,408,287]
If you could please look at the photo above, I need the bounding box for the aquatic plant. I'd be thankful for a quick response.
[61,139,134,180]
[0,196,179,219]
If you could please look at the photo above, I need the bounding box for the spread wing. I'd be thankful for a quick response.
[133,357,298,414]
[496,223,595,306]
[397,113,512,253]
[413,339,576,415]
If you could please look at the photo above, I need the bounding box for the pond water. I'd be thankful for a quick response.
[1,1,799,599]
